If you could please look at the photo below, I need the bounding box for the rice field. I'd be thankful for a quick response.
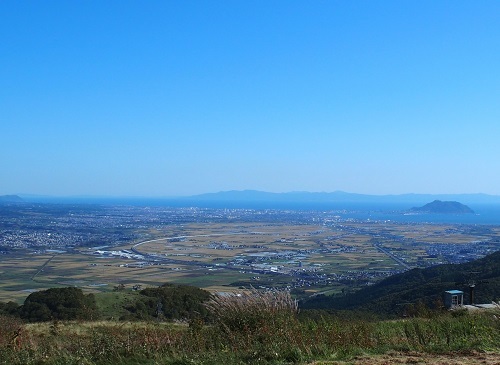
[1,220,496,303]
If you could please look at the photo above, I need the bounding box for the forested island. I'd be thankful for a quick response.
[410,200,474,214]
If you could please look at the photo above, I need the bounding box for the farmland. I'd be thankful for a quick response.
[1,203,499,302]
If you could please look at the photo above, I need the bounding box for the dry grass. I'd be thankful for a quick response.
[1,306,499,364]
[206,288,298,315]
[205,288,299,335]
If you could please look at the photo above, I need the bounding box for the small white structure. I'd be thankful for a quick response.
[444,290,464,309]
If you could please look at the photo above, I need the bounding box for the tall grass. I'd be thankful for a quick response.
[0,315,22,348]
[205,289,298,332]
[0,298,499,365]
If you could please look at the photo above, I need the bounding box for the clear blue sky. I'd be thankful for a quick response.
[1,1,499,197]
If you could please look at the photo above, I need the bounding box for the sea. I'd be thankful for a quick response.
[23,196,500,225]
[159,200,500,225]
[114,200,500,225]
[330,203,500,225]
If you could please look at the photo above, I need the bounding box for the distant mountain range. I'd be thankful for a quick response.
[0,195,23,203]
[16,191,500,207]
[186,190,500,205]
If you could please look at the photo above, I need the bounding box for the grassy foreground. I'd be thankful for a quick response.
[0,291,499,365]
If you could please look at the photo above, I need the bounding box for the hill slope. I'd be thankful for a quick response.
[302,250,500,315]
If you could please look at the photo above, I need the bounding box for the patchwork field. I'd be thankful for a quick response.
[2,216,498,304]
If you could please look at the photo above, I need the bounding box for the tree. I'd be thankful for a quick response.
[19,287,98,322]
[0,301,20,317]
[124,283,212,321]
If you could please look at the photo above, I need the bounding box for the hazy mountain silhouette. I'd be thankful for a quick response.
[0,195,24,203]
[187,190,500,205]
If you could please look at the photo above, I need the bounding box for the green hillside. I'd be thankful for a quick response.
[302,250,500,315]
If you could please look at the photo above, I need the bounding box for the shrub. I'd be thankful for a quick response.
[124,283,212,321]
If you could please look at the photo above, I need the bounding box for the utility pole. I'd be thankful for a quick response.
[457,271,488,305]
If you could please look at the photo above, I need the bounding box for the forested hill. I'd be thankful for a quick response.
[411,200,474,214]
[302,250,500,316]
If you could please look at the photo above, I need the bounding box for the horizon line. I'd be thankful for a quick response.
[8,190,500,199]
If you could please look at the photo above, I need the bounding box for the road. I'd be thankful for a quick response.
[372,243,411,270]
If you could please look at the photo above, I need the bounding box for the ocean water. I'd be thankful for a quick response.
[334,204,500,225]
[180,201,500,225]
[157,200,500,225]
[23,196,500,225]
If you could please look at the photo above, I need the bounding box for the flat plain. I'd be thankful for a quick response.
[1,204,499,303]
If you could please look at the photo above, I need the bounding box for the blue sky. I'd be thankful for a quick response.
[1,1,500,197]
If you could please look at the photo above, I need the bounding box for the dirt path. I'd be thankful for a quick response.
[310,351,500,365]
